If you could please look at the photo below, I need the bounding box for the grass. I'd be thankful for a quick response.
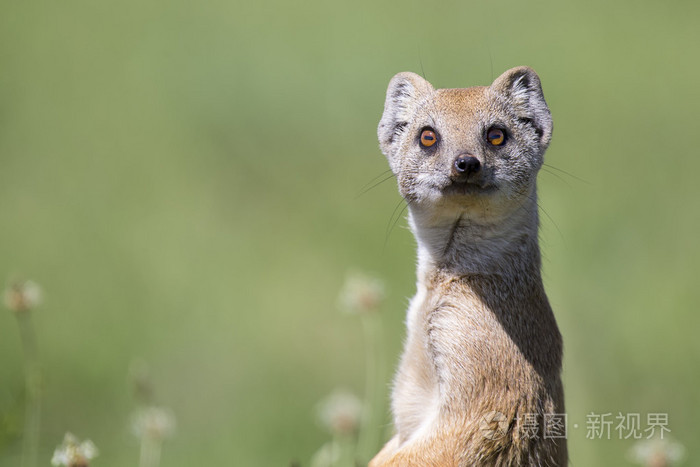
[1,0,699,465]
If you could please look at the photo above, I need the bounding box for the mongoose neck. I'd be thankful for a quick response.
[410,193,541,277]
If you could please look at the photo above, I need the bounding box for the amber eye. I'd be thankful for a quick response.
[487,128,506,146]
[420,129,437,147]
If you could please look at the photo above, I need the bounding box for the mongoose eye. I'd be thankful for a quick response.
[486,127,506,146]
[420,129,438,148]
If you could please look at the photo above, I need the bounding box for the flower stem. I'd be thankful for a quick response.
[139,436,162,467]
[16,311,41,467]
[332,432,356,467]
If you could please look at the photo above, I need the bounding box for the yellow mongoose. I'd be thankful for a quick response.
[370,67,566,466]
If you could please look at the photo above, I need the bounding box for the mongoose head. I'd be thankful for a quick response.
[378,67,552,223]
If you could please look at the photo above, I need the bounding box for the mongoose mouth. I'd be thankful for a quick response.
[443,181,498,197]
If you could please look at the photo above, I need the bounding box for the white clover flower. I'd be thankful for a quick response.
[51,432,98,467]
[4,279,42,313]
[131,406,176,441]
[629,435,685,466]
[316,389,363,435]
[338,272,385,314]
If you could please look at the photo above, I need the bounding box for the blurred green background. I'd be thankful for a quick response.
[1,0,698,465]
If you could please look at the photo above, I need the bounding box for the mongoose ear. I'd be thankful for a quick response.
[378,72,434,157]
[491,67,553,148]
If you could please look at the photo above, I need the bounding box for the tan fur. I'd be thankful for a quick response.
[371,67,567,466]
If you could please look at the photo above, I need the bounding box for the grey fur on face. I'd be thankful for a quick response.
[379,67,552,211]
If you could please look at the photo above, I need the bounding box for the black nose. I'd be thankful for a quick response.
[453,154,481,177]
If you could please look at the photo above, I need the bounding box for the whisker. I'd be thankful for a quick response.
[418,45,427,80]
[539,203,563,239]
[543,163,591,185]
[513,191,563,241]
[541,167,572,188]
[385,197,406,239]
[359,169,394,191]
[529,192,563,240]
[384,198,410,247]
[355,170,396,199]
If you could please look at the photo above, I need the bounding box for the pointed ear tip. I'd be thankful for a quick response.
[510,65,537,74]
[387,71,433,89]
[392,71,424,80]
[504,66,541,82]
[492,66,544,92]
